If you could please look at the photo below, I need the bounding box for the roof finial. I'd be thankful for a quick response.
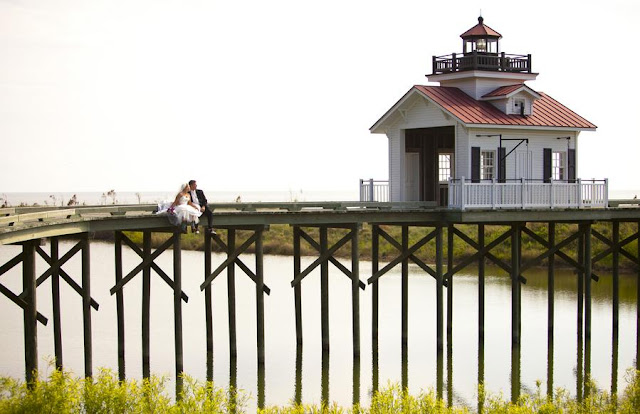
[478,14,484,25]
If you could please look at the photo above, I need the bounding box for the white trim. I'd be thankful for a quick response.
[427,70,538,83]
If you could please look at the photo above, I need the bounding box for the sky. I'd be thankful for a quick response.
[1,0,639,195]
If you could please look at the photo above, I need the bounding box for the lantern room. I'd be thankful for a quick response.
[461,16,501,55]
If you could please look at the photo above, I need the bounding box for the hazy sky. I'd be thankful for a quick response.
[1,0,638,194]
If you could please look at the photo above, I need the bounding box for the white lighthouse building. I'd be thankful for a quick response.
[365,17,605,209]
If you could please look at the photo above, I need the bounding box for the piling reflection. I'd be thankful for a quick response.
[229,357,237,413]
[401,344,408,391]
[295,346,302,405]
[577,326,583,402]
[478,339,484,413]
[612,329,619,398]
[547,331,554,398]
[511,344,521,403]
[258,362,265,410]
[447,343,453,407]
[321,351,329,406]
[372,340,379,395]
[353,356,360,407]
[436,350,443,400]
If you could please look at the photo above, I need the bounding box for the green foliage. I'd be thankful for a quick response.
[6,367,637,413]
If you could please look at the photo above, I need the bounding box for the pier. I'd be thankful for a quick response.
[1,202,639,404]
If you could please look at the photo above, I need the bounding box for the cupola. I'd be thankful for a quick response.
[461,16,501,55]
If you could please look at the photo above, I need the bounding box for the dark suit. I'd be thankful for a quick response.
[193,189,214,229]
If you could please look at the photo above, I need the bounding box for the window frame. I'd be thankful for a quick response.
[480,150,495,180]
[552,151,566,181]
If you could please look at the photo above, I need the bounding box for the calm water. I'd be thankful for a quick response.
[0,241,637,410]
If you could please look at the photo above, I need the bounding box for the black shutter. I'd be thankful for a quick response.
[498,147,506,183]
[543,148,552,183]
[568,148,576,182]
[471,147,480,183]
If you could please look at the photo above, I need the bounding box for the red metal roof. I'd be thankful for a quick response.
[482,84,525,98]
[414,85,596,129]
[460,17,502,38]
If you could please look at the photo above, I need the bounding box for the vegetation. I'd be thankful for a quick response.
[111,220,639,272]
[2,368,640,413]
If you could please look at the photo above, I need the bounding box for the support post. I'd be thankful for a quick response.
[351,224,360,356]
[612,221,619,342]
[511,224,521,344]
[204,230,213,381]
[584,223,592,341]
[372,225,379,346]
[173,231,183,398]
[51,237,63,370]
[294,226,302,346]
[142,231,151,378]
[228,229,237,357]
[22,240,37,385]
[478,224,485,341]
[402,225,409,347]
[256,228,265,364]
[436,225,444,351]
[115,232,126,381]
[547,222,555,398]
[447,224,454,345]
[320,226,329,352]
[81,233,92,378]
[637,220,640,371]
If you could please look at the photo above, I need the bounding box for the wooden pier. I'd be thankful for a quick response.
[1,202,639,404]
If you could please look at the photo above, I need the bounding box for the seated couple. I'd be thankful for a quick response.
[169,180,215,234]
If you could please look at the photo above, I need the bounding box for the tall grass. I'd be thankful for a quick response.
[2,368,640,413]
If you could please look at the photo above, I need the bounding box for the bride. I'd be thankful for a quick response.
[170,183,202,233]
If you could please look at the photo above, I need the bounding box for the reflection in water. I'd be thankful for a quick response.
[401,344,408,390]
[511,344,521,403]
[478,340,484,413]
[321,351,329,406]
[353,356,360,407]
[258,362,265,410]
[295,346,302,405]
[436,350,443,400]
[447,343,453,408]
[577,323,583,402]
[372,341,379,396]
[229,357,237,413]
[547,331,554,398]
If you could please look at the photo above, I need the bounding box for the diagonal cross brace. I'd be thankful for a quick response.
[521,226,599,281]
[210,233,270,295]
[0,283,47,325]
[201,232,259,291]
[377,228,439,282]
[367,230,436,285]
[591,229,639,265]
[0,252,25,277]
[298,229,365,290]
[291,232,353,287]
[30,246,100,310]
[33,242,83,281]
[120,234,189,302]
[110,236,175,295]
[450,227,525,283]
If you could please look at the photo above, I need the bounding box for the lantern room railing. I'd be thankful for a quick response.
[432,52,531,74]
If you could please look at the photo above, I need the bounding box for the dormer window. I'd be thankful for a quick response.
[514,99,526,116]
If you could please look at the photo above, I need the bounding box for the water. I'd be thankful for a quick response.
[0,241,637,410]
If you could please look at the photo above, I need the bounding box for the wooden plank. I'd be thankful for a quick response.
[378,227,438,281]
[290,232,352,287]
[199,232,259,291]
[0,283,47,325]
[0,252,24,277]
[367,230,436,284]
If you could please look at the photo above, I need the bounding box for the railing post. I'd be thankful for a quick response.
[492,178,496,210]
[369,179,375,202]
[452,53,457,72]
[461,176,466,211]
[527,54,532,73]
[604,178,609,208]
[501,52,505,70]
[550,180,554,209]
[448,178,453,207]
[359,179,363,202]
[520,178,525,209]
[433,56,437,73]
[577,178,583,208]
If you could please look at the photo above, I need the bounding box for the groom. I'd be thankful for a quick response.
[188,179,215,234]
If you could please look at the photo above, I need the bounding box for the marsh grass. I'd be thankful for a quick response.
[2,368,640,413]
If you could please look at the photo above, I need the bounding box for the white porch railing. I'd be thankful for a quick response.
[359,179,389,202]
[448,178,608,210]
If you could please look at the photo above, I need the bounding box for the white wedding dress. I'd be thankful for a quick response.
[174,195,202,224]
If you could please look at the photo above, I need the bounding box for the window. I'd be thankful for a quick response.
[480,151,495,180]
[552,151,565,180]
[438,153,453,182]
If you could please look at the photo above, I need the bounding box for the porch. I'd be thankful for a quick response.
[359,178,609,210]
